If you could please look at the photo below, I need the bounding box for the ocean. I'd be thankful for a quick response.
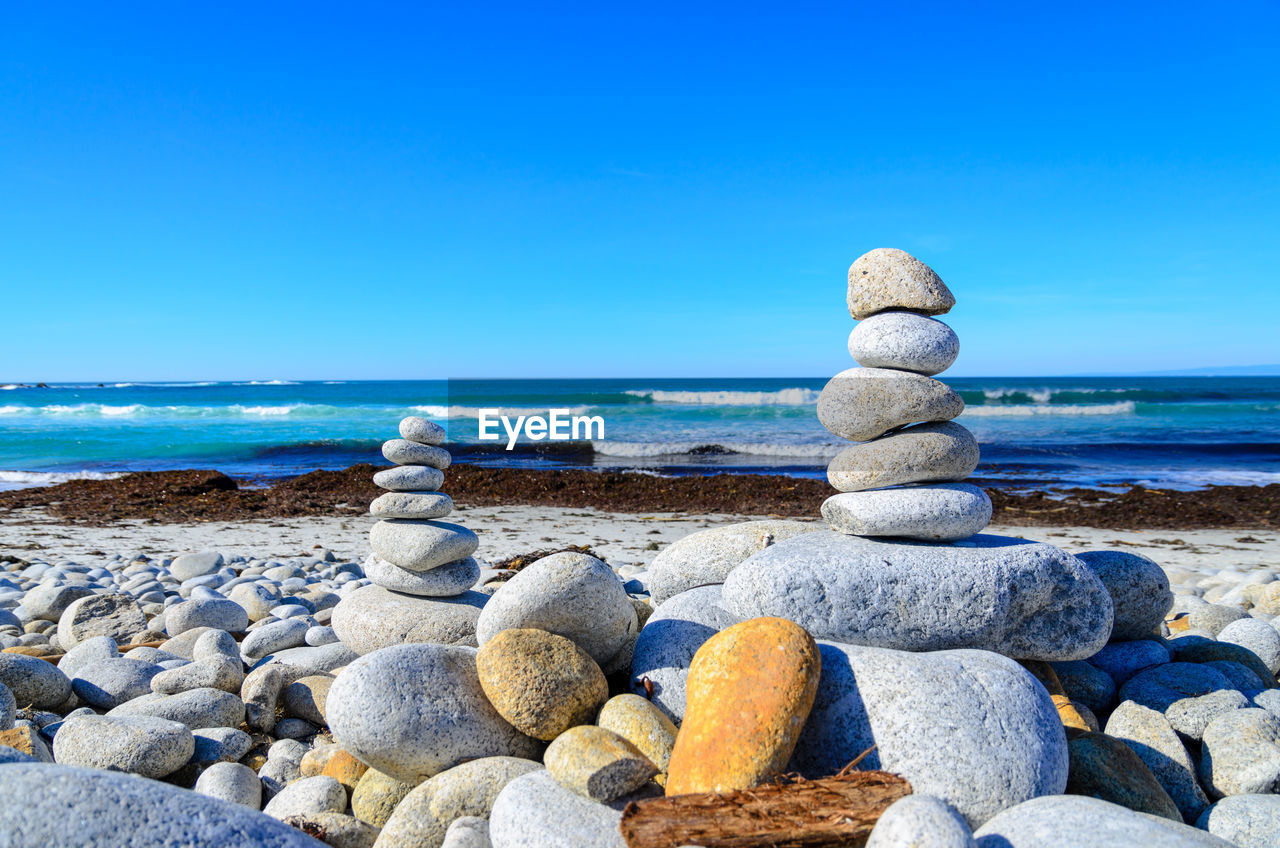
[1,377,1278,492]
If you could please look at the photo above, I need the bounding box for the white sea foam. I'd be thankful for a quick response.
[962,401,1136,417]
[625,388,820,406]
[0,470,126,491]
[411,404,594,418]
[982,387,1056,403]
[234,405,300,416]
[99,404,144,416]
[0,385,19,391]
[1131,470,1280,489]
[236,380,300,386]
[0,406,23,415]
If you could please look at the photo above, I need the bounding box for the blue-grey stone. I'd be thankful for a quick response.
[973,795,1231,846]
[1075,550,1173,641]
[70,657,163,709]
[1051,660,1116,714]
[821,484,992,542]
[1218,617,1280,675]
[489,769,657,848]
[1088,640,1170,685]
[867,794,976,847]
[0,653,71,710]
[1196,794,1280,848]
[51,714,194,779]
[1199,708,1280,798]
[242,618,310,660]
[1104,699,1210,823]
[1120,662,1250,739]
[108,686,245,729]
[646,520,817,605]
[818,367,964,442]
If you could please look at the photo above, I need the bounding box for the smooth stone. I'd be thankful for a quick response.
[790,643,1068,827]
[847,247,955,319]
[821,483,991,541]
[667,617,819,795]
[828,421,981,492]
[192,726,254,766]
[52,714,194,778]
[817,367,965,442]
[1168,636,1276,687]
[1196,794,1280,848]
[165,598,250,636]
[243,618,311,660]
[373,465,445,493]
[1075,550,1174,641]
[160,626,217,659]
[171,551,226,582]
[351,768,415,828]
[256,642,358,675]
[441,817,490,848]
[723,532,1113,661]
[1087,639,1170,685]
[1119,663,1250,739]
[489,769,647,848]
[108,686,246,729]
[0,682,13,730]
[283,813,379,848]
[382,438,451,469]
[229,583,284,622]
[867,794,976,848]
[375,755,542,847]
[365,555,480,597]
[1207,659,1267,692]
[306,625,339,646]
[0,653,72,709]
[326,643,541,784]
[196,761,263,808]
[70,656,162,708]
[319,749,368,793]
[1189,604,1249,637]
[260,739,310,796]
[477,552,637,666]
[972,795,1232,846]
[282,675,333,726]
[1105,700,1210,823]
[400,416,447,445]
[369,520,479,573]
[1051,660,1117,714]
[242,664,286,732]
[263,775,347,820]
[596,694,678,778]
[56,634,120,679]
[476,628,608,741]
[1218,617,1280,675]
[629,585,742,722]
[1065,731,1180,820]
[152,655,244,695]
[20,583,94,622]
[646,520,818,605]
[0,763,326,846]
[331,585,487,655]
[369,491,454,520]
[848,310,960,375]
[1199,708,1280,797]
[57,593,148,648]
[0,725,52,762]
[546,726,657,802]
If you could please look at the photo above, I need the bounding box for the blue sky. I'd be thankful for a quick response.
[3,2,1278,380]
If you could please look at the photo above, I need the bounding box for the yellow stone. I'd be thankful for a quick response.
[665,617,820,795]
[350,767,416,827]
[597,694,677,778]
[476,628,608,741]
[0,725,52,761]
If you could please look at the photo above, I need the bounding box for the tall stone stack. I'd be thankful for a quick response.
[817,247,992,542]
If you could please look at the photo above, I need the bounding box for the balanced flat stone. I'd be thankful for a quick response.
[369,491,454,520]
[847,248,955,320]
[331,584,487,654]
[382,439,452,469]
[364,555,480,597]
[369,519,479,572]
[821,483,992,541]
[722,531,1113,661]
[373,465,445,493]
[400,415,447,445]
[848,311,960,376]
[828,421,979,492]
[818,368,965,442]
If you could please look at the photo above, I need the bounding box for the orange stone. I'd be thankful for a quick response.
[0,725,52,761]
[322,748,369,793]
[665,617,820,795]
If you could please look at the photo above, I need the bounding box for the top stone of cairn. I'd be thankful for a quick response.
[847,247,955,320]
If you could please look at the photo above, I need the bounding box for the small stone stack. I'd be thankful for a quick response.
[364,416,481,597]
[817,247,992,542]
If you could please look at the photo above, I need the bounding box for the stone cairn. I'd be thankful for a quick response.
[817,247,992,541]
[363,416,481,599]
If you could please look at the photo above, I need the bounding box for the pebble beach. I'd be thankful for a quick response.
[2,249,1279,848]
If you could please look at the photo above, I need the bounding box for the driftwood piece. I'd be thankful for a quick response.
[619,769,911,848]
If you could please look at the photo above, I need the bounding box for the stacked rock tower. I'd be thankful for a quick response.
[817,247,992,542]
[364,417,481,600]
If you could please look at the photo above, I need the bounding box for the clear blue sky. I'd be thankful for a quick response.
[3,2,1278,380]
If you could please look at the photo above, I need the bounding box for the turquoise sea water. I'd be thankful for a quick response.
[1,377,1278,491]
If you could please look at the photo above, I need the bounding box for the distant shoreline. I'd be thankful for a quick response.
[0,463,1275,531]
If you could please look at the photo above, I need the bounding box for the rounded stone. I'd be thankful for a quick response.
[0,763,327,846]
[0,682,14,731]
[375,756,542,847]
[476,552,637,666]
[973,795,1233,847]
[229,583,283,622]
[1075,550,1174,641]
[724,532,1113,662]
[849,311,960,376]
[667,617,820,795]
[818,367,965,442]
[21,583,94,622]
[151,656,244,695]
[382,438,451,469]
[847,247,955,320]
[242,618,311,660]
[1196,794,1280,848]
[351,768,415,827]
[1105,699,1210,823]
[108,686,246,729]
[0,653,72,709]
[165,598,250,636]
[369,491,454,520]
[1168,636,1276,691]
[1119,663,1250,739]
[1218,617,1280,675]
[546,725,657,802]
[489,768,658,848]
[70,656,162,708]
[442,817,490,848]
[596,694,678,777]
[331,584,487,655]
[476,628,608,741]
[828,421,981,493]
[369,520,479,573]
[262,775,347,820]
[1188,604,1249,637]
[282,675,333,726]
[821,483,991,541]
[57,593,148,648]
[191,726,254,766]
[1087,640,1169,686]
[1051,660,1117,714]
[282,812,379,847]
[196,761,263,808]
[364,555,480,597]
[400,416,447,445]
[1199,708,1280,798]
[326,642,541,784]
[1066,731,1181,820]
[373,465,445,493]
[53,713,194,778]
[170,551,226,582]
[791,643,1068,827]
[647,520,818,605]
[866,794,976,848]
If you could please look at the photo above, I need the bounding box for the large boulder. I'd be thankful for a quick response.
[331,585,486,655]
